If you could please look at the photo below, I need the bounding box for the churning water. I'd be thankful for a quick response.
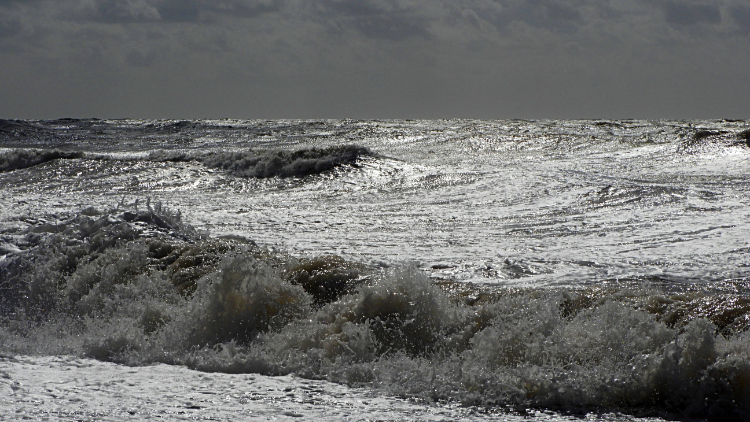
[1,119,749,421]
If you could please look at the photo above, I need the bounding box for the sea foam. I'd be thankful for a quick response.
[1,204,749,420]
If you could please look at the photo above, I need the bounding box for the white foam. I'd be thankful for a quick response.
[0,355,670,421]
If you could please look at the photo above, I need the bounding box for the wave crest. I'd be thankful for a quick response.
[201,145,372,178]
[0,149,84,172]
[677,128,750,153]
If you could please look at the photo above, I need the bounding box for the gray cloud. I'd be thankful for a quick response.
[313,0,431,41]
[211,0,282,18]
[663,1,721,26]
[729,4,750,31]
[125,48,159,67]
[156,0,201,22]
[0,0,38,4]
[514,0,583,33]
[96,0,162,23]
[0,15,21,38]
[350,14,429,40]
[150,0,283,22]
[50,0,283,24]
[0,0,748,119]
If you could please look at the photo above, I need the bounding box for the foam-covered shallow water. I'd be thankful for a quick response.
[1,356,669,422]
[1,119,749,421]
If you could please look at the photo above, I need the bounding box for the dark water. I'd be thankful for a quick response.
[1,119,749,420]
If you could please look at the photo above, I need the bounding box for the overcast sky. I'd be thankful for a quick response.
[1,0,749,119]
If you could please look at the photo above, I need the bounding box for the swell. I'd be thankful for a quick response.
[0,144,373,178]
[0,149,84,172]
[1,204,749,420]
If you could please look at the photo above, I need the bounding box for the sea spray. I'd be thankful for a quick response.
[2,204,750,420]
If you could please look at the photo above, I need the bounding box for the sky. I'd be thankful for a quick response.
[1,0,749,119]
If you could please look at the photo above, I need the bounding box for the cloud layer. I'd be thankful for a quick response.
[1,0,748,118]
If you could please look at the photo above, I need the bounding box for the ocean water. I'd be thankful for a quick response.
[1,118,749,421]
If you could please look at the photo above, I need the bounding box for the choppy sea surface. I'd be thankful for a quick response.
[1,118,749,421]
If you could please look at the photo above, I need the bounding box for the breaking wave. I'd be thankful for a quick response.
[677,128,750,153]
[144,144,374,178]
[199,145,372,178]
[0,149,84,172]
[1,204,750,420]
[0,144,373,179]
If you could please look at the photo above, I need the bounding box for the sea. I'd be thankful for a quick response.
[1,118,749,421]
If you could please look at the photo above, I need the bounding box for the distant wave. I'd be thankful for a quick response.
[0,119,62,145]
[677,128,750,153]
[738,128,750,147]
[0,119,46,136]
[0,148,84,172]
[141,120,214,134]
[0,144,373,178]
[199,145,372,178]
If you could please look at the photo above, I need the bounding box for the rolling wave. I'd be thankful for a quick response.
[145,144,374,178]
[199,145,373,178]
[677,128,750,153]
[0,149,84,172]
[0,144,373,179]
